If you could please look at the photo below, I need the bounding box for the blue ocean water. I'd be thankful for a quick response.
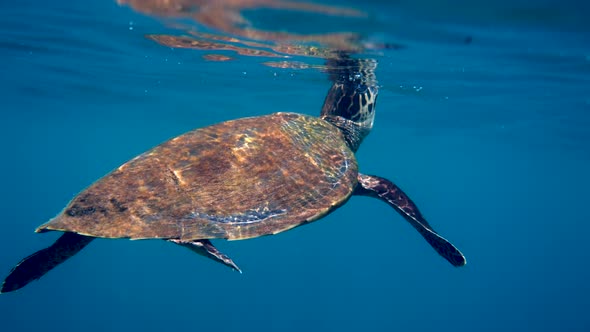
[1,0,589,331]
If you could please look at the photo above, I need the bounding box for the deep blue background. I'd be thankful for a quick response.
[1,0,589,331]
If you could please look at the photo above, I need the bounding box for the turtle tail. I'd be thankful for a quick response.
[1,232,93,293]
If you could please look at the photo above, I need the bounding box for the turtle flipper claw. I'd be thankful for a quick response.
[354,173,466,267]
[170,239,242,273]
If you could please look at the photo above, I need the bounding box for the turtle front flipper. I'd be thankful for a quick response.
[1,232,94,293]
[354,173,466,267]
[169,239,242,273]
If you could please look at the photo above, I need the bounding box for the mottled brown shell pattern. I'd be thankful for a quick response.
[38,112,358,240]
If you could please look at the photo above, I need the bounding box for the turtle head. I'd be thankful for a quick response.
[320,56,378,152]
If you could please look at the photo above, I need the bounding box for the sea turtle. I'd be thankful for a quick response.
[1,56,466,294]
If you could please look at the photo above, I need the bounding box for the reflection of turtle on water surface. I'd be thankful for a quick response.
[1,55,466,293]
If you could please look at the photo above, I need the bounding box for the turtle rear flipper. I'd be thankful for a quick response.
[1,232,93,293]
[170,239,242,273]
[355,173,466,267]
